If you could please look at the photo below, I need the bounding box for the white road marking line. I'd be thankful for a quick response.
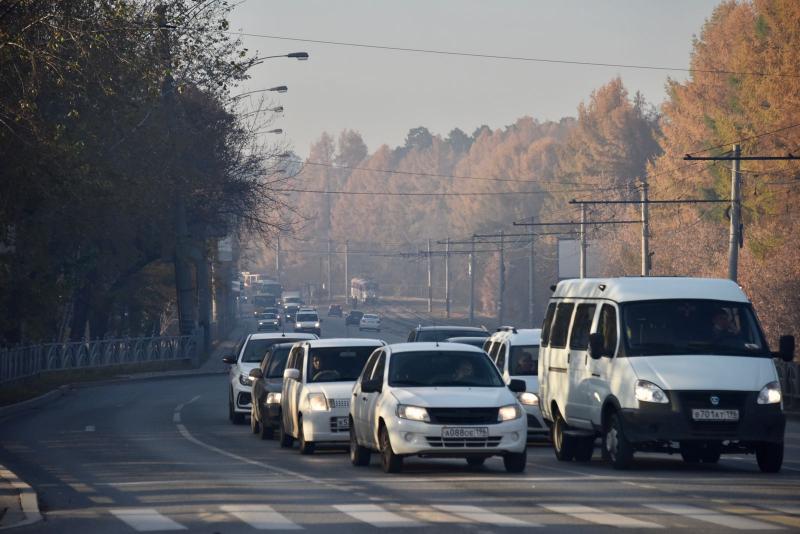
[434,505,539,527]
[172,412,181,423]
[768,506,800,515]
[647,504,783,530]
[542,504,662,529]
[220,504,302,530]
[334,504,422,528]
[84,425,95,432]
[0,465,42,528]
[110,508,186,531]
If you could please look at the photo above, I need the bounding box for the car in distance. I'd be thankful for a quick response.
[257,312,281,331]
[349,342,528,474]
[280,338,385,454]
[444,336,489,349]
[250,342,296,439]
[406,325,489,343]
[222,332,319,424]
[294,310,322,337]
[283,304,300,324]
[359,313,381,332]
[328,304,343,317]
[345,310,364,326]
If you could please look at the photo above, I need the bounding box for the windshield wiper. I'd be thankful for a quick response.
[390,380,427,386]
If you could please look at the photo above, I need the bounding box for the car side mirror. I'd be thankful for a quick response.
[222,355,236,365]
[508,379,526,393]
[361,379,382,393]
[777,335,795,362]
[283,368,300,381]
[249,368,263,380]
[588,333,605,360]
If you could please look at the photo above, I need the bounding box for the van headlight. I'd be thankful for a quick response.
[498,404,523,421]
[239,373,253,386]
[307,393,329,411]
[397,404,430,422]
[634,380,669,404]
[266,392,282,404]
[518,392,539,406]
[757,381,782,405]
[314,322,320,328]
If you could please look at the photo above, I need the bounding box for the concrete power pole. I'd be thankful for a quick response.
[427,239,433,313]
[528,235,535,326]
[498,230,505,325]
[728,144,742,282]
[469,236,475,324]
[327,239,333,302]
[641,178,650,276]
[445,238,451,318]
[275,235,281,283]
[344,240,349,304]
[579,204,587,279]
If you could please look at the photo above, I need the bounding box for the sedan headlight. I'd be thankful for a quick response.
[266,392,282,404]
[314,322,320,327]
[757,381,782,405]
[307,392,329,411]
[634,380,669,404]
[239,373,253,386]
[518,392,539,406]
[396,404,430,422]
[498,404,523,421]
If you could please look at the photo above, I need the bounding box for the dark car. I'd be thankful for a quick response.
[327,304,343,317]
[256,312,281,331]
[444,336,490,349]
[407,325,489,343]
[345,310,364,326]
[249,342,295,439]
[283,304,299,324]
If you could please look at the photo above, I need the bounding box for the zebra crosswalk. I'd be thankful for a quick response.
[108,501,799,531]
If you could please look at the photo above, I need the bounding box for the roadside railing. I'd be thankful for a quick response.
[776,361,800,410]
[0,331,201,384]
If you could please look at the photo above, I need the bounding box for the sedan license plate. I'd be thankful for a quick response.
[336,416,349,430]
[692,409,739,421]
[442,427,489,439]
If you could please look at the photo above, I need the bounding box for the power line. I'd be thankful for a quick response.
[278,187,606,197]
[222,30,799,78]
[685,123,800,156]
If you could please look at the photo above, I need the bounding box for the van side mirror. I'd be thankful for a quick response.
[249,368,263,380]
[508,379,526,393]
[284,368,300,381]
[222,355,236,365]
[777,335,795,362]
[361,379,382,393]
[588,333,605,360]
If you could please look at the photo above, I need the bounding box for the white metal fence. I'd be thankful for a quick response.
[0,332,200,383]
[777,361,800,410]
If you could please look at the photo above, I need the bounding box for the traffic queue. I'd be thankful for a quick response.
[224,277,794,474]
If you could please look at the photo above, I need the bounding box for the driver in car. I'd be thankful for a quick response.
[453,360,475,382]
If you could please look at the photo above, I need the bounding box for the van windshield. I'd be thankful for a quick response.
[621,300,769,357]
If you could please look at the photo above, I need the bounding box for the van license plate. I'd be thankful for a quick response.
[442,427,489,439]
[692,409,739,421]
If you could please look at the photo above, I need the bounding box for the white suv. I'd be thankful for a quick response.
[294,310,321,337]
[279,338,385,454]
[223,332,318,424]
[349,342,528,473]
[484,327,547,440]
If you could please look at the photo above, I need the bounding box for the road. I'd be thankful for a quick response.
[1,312,800,533]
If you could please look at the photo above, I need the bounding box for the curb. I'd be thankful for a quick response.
[0,386,68,420]
[0,465,41,530]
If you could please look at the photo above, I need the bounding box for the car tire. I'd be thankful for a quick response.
[552,413,575,462]
[755,441,783,473]
[503,449,527,473]
[259,417,274,440]
[466,456,486,468]
[604,411,634,470]
[229,390,245,425]
[298,416,315,455]
[350,424,371,466]
[379,425,403,473]
[573,436,594,462]
[279,418,294,448]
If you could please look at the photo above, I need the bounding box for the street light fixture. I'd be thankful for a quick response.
[231,86,288,101]
[252,52,309,64]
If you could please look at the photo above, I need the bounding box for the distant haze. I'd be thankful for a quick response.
[229,0,719,154]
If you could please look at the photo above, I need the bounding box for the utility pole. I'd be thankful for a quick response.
[641,177,650,276]
[275,235,281,283]
[579,204,587,279]
[498,230,505,325]
[528,234,535,326]
[445,237,451,318]
[344,239,349,304]
[728,144,741,282]
[427,239,433,313]
[327,238,332,302]
[469,236,475,324]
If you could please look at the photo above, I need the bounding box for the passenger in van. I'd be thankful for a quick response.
[711,308,742,347]
[514,352,536,375]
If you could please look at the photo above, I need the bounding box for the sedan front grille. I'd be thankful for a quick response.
[427,407,498,425]
[425,436,502,448]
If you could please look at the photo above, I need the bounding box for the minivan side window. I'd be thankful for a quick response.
[540,303,557,346]
[569,303,597,350]
[495,343,507,371]
[488,341,501,361]
[360,352,378,385]
[549,303,575,349]
[597,304,618,356]
[371,352,386,382]
[482,339,492,353]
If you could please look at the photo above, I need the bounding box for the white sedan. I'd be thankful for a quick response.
[359,313,381,331]
[348,342,528,473]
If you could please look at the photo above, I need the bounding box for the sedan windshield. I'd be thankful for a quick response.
[307,346,379,382]
[296,313,318,322]
[259,313,277,320]
[389,350,504,387]
[241,338,306,363]
[416,329,487,342]
[265,346,292,378]
[622,299,768,357]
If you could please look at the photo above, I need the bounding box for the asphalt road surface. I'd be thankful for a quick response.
[2,313,800,533]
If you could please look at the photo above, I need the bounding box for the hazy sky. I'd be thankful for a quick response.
[228,0,721,157]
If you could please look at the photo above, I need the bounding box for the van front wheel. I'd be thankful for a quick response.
[552,413,575,462]
[755,441,783,473]
[604,412,634,470]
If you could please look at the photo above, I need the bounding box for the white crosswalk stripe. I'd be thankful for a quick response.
[220,504,302,530]
[542,504,663,529]
[110,508,186,532]
[647,504,783,530]
[433,504,540,527]
[768,505,800,516]
[334,504,423,528]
